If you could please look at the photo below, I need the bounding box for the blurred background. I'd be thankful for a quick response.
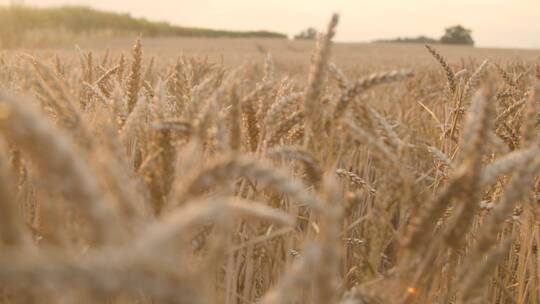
[0,0,539,49]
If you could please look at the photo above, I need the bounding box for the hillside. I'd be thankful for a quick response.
[0,5,287,48]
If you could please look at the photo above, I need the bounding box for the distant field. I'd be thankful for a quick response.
[0,5,286,48]
[27,37,540,76]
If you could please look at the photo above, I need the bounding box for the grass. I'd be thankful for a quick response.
[0,14,539,304]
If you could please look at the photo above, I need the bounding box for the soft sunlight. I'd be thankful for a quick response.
[1,0,539,48]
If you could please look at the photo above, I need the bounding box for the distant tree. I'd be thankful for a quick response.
[374,35,439,44]
[440,25,474,46]
[294,27,317,40]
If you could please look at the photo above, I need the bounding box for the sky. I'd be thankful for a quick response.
[2,0,540,49]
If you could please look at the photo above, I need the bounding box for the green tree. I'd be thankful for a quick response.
[294,27,317,40]
[440,25,474,46]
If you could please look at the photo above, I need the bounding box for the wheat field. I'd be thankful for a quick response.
[1,14,540,303]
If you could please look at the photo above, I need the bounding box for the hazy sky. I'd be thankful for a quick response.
[3,0,540,49]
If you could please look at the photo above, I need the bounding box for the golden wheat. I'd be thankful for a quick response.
[0,15,539,304]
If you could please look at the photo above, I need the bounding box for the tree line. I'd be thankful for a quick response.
[296,25,475,46]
